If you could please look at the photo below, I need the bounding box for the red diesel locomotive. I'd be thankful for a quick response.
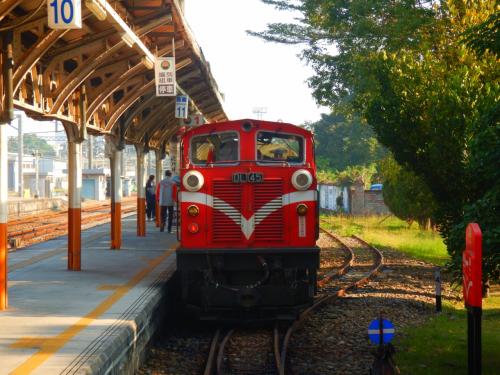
[176,119,319,320]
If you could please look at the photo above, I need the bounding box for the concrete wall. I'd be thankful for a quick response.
[8,198,66,216]
[349,181,390,215]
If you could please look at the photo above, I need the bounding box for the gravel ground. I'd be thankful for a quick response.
[288,235,461,375]
[137,233,460,375]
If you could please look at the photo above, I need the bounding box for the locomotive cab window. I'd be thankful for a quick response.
[190,132,239,165]
[256,132,304,163]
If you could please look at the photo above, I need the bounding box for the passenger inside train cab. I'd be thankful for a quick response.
[217,140,238,162]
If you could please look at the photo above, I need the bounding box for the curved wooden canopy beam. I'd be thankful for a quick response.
[135,101,176,143]
[13,29,69,94]
[105,80,156,132]
[86,41,185,119]
[104,57,192,133]
[0,0,25,22]
[50,14,171,115]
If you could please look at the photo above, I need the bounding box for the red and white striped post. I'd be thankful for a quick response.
[68,140,82,271]
[0,122,8,309]
[136,145,146,236]
[155,149,163,228]
[110,147,122,249]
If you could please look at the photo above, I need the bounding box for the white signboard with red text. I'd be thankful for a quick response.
[155,57,176,96]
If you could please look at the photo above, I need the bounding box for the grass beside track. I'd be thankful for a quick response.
[395,296,500,375]
[320,213,449,265]
[320,213,499,374]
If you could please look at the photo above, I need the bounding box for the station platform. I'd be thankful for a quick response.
[0,216,178,375]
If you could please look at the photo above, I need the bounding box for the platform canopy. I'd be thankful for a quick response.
[0,0,227,149]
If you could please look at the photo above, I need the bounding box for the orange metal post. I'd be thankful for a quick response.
[0,223,6,310]
[136,147,146,236]
[155,150,163,228]
[1,120,9,309]
[137,197,146,236]
[68,141,82,271]
[110,149,122,249]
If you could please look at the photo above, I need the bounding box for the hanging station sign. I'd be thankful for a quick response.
[155,57,176,96]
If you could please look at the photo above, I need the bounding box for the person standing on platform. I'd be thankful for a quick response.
[159,170,177,233]
[145,175,156,221]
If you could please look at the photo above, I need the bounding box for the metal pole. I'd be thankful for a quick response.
[110,148,122,249]
[88,135,93,169]
[17,114,23,197]
[136,146,145,237]
[68,140,82,271]
[435,267,442,312]
[0,121,8,310]
[34,150,40,198]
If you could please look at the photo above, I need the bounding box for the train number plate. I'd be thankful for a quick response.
[232,172,263,183]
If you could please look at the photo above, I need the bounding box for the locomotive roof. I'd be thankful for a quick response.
[182,119,313,138]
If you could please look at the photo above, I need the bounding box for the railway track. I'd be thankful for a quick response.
[6,198,137,249]
[203,227,384,375]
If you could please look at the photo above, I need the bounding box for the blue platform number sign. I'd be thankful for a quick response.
[175,96,189,119]
[368,318,395,345]
[47,0,82,29]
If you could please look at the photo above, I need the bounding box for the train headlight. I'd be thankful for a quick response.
[187,205,199,217]
[291,169,313,191]
[296,204,308,216]
[183,171,204,192]
[188,222,199,234]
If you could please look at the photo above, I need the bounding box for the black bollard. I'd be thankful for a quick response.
[435,267,442,312]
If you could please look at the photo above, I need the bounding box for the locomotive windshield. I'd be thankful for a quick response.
[256,132,304,164]
[190,132,239,164]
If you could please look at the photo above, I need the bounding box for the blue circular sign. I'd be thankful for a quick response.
[368,318,395,345]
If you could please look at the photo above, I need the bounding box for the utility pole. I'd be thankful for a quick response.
[88,135,93,169]
[32,150,40,198]
[17,114,23,197]
[252,106,267,120]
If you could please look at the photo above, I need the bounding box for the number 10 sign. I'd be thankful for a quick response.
[48,0,82,29]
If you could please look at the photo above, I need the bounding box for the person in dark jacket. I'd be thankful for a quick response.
[145,175,156,221]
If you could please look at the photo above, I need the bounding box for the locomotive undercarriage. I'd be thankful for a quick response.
[176,247,320,321]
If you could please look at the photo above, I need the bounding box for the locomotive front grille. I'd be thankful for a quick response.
[212,180,242,241]
[212,178,284,242]
[255,179,284,241]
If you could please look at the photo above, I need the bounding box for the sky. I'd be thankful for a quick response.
[184,0,329,125]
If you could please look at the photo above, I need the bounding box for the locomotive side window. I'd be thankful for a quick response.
[256,132,304,163]
[190,132,239,165]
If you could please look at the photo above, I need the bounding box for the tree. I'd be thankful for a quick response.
[380,156,437,229]
[313,113,387,171]
[8,133,56,157]
[252,0,499,283]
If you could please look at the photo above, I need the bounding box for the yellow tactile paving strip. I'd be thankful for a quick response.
[9,245,176,375]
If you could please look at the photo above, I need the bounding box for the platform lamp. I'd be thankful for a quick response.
[85,0,107,21]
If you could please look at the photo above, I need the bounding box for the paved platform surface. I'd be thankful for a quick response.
[0,216,177,375]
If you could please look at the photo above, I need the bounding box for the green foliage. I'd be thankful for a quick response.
[253,0,499,283]
[8,134,56,157]
[317,163,378,188]
[313,113,387,171]
[321,214,448,265]
[380,156,437,229]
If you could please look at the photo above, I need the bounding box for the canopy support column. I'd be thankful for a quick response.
[0,122,8,310]
[110,147,122,249]
[155,149,165,228]
[136,145,146,237]
[68,140,82,271]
